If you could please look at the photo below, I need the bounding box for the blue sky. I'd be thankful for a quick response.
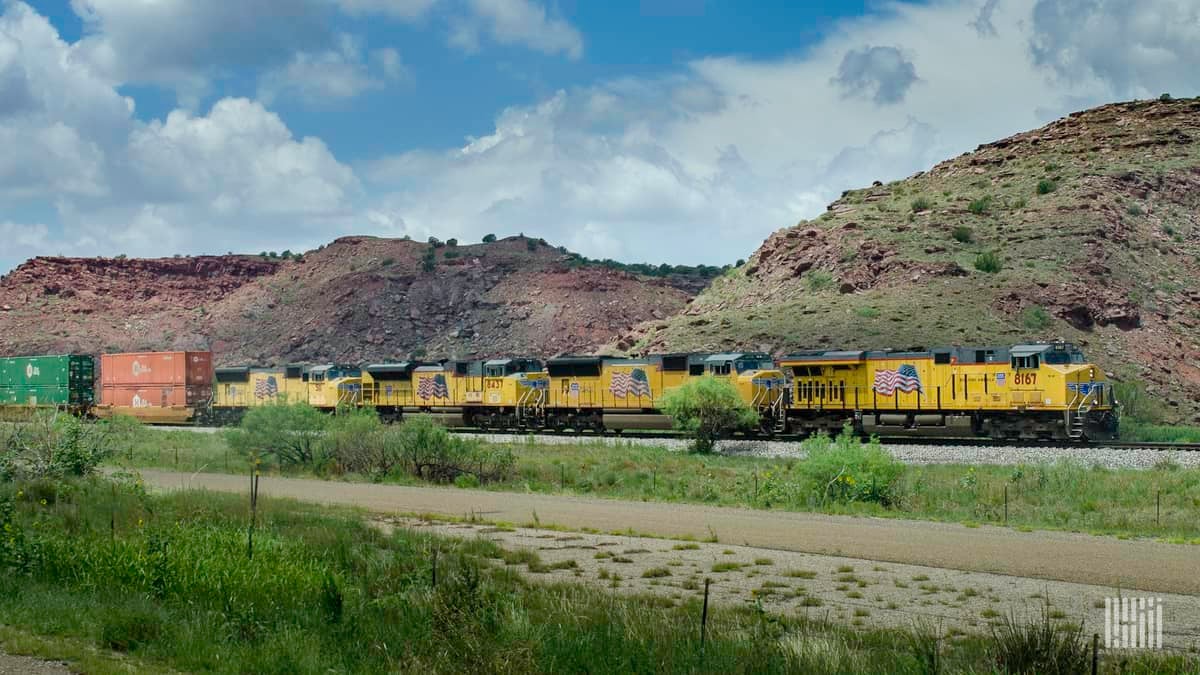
[1,0,1198,273]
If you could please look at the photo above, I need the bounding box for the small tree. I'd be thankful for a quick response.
[662,376,758,452]
[446,238,458,247]
[482,233,497,243]
[226,402,326,467]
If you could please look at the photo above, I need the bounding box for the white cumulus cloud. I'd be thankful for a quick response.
[449,0,584,59]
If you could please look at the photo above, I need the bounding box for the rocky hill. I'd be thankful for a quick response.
[614,97,1200,423]
[0,235,711,365]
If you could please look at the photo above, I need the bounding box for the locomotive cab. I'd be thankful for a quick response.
[307,364,362,410]
[472,358,548,429]
[704,353,787,434]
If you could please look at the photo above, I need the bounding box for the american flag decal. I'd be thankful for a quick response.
[417,374,449,399]
[254,375,279,400]
[873,364,923,396]
[610,368,651,398]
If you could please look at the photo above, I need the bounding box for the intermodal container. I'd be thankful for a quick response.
[99,385,211,409]
[0,354,95,408]
[100,351,213,387]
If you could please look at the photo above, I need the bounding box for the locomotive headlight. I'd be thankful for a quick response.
[1089,368,1094,380]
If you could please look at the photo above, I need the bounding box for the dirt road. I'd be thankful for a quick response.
[135,469,1200,596]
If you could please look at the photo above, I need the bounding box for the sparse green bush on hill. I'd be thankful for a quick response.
[952,226,974,243]
[482,233,497,243]
[967,196,992,215]
[1021,306,1052,331]
[662,376,758,452]
[446,238,458,247]
[0,411,120,481]
[855,306,880,318]
[974,251,1002,273]
[805,270,834,292]
[910,196,932,212]
[1036,179,1057,195]
[526,238,539,251]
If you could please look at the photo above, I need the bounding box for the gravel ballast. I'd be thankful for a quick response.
[468,432,1200,470]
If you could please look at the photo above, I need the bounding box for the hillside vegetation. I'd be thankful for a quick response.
[617,98,1200,423]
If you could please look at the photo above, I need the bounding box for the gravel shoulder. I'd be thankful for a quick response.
[0,649,70,675]
[135,469,1200,596]
[383,518,1200,650]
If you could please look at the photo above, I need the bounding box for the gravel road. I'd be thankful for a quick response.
[136,469,1200,596]
[0,651,70,674]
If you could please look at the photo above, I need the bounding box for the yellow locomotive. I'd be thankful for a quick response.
[542,352,786,433]
[212,365,307,424]
[779,341,1117,441]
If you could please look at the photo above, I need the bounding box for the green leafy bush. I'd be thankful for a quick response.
[1036,179,1057,195]
[662,376,759,452]
[952,226,974,243]
[798,428,903,506]
[1111,381,1161,424]
[910,196,932,212]
[0,412,116,481]
[226,402,327,467]
[974,251,1002,273]
[482,233,497,243]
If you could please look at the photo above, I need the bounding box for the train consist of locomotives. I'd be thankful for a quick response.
[0,341,1118,441]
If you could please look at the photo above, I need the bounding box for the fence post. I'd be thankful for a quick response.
[754,472,758,503]
[1004,485,1008,526]
[560,464,565,491]
[432,546,438,587]
[1156,489,1160,527]
[700,579,711,653]
[1091,633,1098,675]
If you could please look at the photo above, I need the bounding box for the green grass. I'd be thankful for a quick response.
[1120,423,1200,443]
[19,479,1185,674]
[105,426,1200,542]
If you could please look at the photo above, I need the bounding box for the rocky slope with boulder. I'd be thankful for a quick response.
[613,97,1200,422]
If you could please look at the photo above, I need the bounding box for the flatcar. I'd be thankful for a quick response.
[779,342,1117,441]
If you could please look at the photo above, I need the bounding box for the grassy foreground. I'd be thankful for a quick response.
[2,477,1194,674]
[114,426,1200,543]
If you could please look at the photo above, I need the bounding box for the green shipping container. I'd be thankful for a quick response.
[0,355,95,409]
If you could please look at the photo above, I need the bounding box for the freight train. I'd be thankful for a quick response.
[0,341,1119,441]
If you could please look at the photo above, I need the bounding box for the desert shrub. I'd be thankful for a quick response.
[1036,179,1057,195]
[0,412,117,481]
[443,250,460,259]
[320,407,388,475]
[428,237,443,248]
[1126,204,1143,216]
[990,607,1088,675]
[226,402,327,467]
[798,428,904,506]
[952,226,973,243]
[662,376,758,452]
[482,233,497,243]
[526,238,539,252]
[855,306,880,318]
[446,238,458,247]
[1021,306,1051,331]
[1160,92,1172,101]
[967,196,992,215]
[392,416,514,483]
[974,251,1002,273]
[805,271,834,292]
[910,196,932,212]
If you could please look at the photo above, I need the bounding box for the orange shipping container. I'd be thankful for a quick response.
[100,351,213,387]
[99,384,211,409]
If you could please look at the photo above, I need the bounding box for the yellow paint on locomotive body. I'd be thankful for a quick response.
[306,365,362,410]
[473,358,547,408]
[213,366,306,409]
[781,344,1114,414]
[545,356,687,411]
[361,363,421,409]
[702,353,788,416]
